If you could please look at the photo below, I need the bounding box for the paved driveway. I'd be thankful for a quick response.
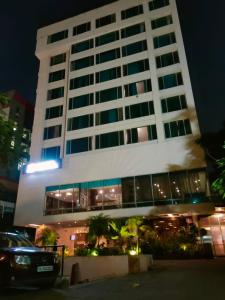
[1,259,225,300]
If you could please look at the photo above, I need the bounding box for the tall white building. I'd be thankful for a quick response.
[14,0,212,246]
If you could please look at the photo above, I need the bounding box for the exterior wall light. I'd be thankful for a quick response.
[25,160,61,174]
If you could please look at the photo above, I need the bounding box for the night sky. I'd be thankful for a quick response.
[0,0,224,134]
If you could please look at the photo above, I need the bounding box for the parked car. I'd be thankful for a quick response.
[0,232,60,288]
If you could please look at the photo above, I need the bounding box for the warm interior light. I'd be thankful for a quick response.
[28,224,39,227]
[26,160,60,174]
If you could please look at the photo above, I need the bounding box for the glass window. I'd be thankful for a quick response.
[152,173,171,204]
[124,79,152,97]
[121,177,135,207]
[95,31,119,47]
[135,175,153,205]
[158,72,183,90]
[95,131,124,149]
[122,40,147,57]
[71,39,93,54]
[161,95,187,113]
[125,101,154,120]
[164,119,192,138]
[43,125,62,140]
[123,59,149,76]
[67,114,93,131]
[70,74,94,90]
[96,86,122,104]
[149,0,170,11]
[70,56,94,71]
[48,70,65,82]
[121,23,145,39]
[73,22,91,36]
[170,171,190,201]
[66,137,92,154]
[96,108,123,125]
[47,30,68,44]
[96,67,121,83]
[41,146,60,160]
[126,125,157,144]
[188,169,207,202]
[45,186,80,215]
[121,5,143,20]
[96,48,120,64]
[69,93,94,110]
[153,32,176,49]
[47,87,64,100]
[45,105,63,119]
[156,51,179,68]
[96,14,116,28]
[151,15,173,29]
[50,53,66,66]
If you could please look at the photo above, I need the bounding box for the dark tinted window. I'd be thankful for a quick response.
[47,30,68,44]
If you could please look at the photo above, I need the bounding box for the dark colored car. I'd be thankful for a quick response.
[0,232,60,288]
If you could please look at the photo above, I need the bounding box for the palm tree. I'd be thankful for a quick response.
[110,217,143,253]
[212,142,225,198]
[109,220,132,253]
[87,213,110,248]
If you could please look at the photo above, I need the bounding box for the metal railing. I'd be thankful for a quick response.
[38,244,65,277]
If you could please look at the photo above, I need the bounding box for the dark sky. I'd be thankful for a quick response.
[0,0,224,134]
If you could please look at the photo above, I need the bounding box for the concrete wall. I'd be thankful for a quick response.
[64,255,153,282]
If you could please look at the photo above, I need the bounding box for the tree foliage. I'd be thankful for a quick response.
[35,227,58,246]
[212,143,225,198]
[0,93,28,168]
[88,213,111,247]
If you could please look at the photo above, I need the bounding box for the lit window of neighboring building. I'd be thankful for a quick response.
[124,79,152,97]
[41,146,60,160]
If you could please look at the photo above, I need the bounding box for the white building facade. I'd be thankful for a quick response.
[14,0,210,235]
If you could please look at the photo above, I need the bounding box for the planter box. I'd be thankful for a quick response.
[64,255,153,284]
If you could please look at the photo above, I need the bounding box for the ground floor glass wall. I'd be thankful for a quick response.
[45,169,209,215]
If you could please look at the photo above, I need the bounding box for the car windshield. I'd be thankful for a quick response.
[0,233,33,248]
